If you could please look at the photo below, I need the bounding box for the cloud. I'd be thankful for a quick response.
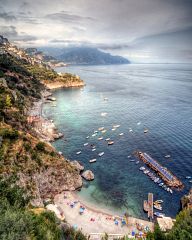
[0,11,16,21]
[0,25,37,42]
[45,11,94,24]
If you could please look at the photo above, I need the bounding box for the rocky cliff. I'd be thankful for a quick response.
[0,36,84,206]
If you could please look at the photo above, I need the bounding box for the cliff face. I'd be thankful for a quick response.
[0,36,84,206]
[181,189,192,210]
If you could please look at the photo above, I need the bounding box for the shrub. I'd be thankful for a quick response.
[0,128,19,140]
[35,141,45,151]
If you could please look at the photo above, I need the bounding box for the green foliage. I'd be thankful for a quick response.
[35,141,45,151]
[62,226,87,240]
[0,70,4,77]
[0,128,19,140]
[147,209,192,240]
[5,94,12,108]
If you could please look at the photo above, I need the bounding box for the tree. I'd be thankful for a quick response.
[5,94,12,109]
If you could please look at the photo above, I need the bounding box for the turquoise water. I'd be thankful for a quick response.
[43,64,192,219]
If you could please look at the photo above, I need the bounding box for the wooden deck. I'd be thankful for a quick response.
[143,193,154,220]
[136,151,184,190]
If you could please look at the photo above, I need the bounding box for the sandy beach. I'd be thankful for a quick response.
[54,192,154,239]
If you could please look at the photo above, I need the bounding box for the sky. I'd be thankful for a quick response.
[0,0,192,63]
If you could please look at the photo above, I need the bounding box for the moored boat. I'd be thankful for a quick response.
[89,159,97,163]
[98,152,104,157]
[154,212,165,218]
[76,151,82,155]
[98,137,103,140]
[108,141,114,145]
[84,143,88,146]
[119,133,124,136]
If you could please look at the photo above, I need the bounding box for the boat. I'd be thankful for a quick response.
[111,128,116,131]
[101,112,108,116]
[98,137,103,140]
[89,159,97,163]
[98,152,104,157]
[154,200,163,204]
[165,155,171,158]
[84,143,88,146]
[154,205,162,211]
[144,129,149,133]
[92,133,97,137]
[119,133,124,136]
[58,151,63,155]
[127,155,131,158]
[186,176,192,179]
[105,138,110,141]
[137,122,141,125]
[91,144,96,148]
[108,141,114,145]
[189,180,192,183]
[169,189,173,194]
[86,136,89,139]
[98,127,104,131]
[104,97,108,101]
[113,125,120,128]
[144,170,149,174]
[135,161,140,164]
[129,129,133,132]
[92,148,96,152]
[94,130,98,133]
[130,159,135,162]
[76,151,81,155]
[139,166,145,171]
[101,130,107,133]
[154,212,165,218]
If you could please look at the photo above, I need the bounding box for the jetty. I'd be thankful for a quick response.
[136,152,183,190]
[143,193,154,220]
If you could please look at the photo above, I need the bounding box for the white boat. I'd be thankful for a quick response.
[101,112,108,117]
[186,176,192,179]
[84,143,88,146]
[154,205,162,211]
[86,136,89,139]
[135,161,139,164]
[105,138,110,141]
[144,129,149,133]
[101,130,107,133]
[92,133,97,137]
[129,129,133,132]
[113,124,120,128]
[165,154,171,158]
[108,141,114,145]
[98,152,104,157]
[154,200,164,204]
[98,137,103,140]
[137,122,141,125]
[154,212,165,218]
[98,127,104,131]
[76,151,82,155]
[139,167,145,171]
[89,159,97,163]
[111,128,116,131]
[189,180,192,183]
[104,97,108,101]
[169,189,173,194]
[94,130,98,133]
[119,133,124,136]
[92,148,96,152]
[58,151,63,155]
[127,155,131,158]
[130,159,135,162]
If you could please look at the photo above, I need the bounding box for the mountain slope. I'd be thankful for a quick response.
[56,47,130,65]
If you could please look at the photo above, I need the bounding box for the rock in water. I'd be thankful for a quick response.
[82,170,94,181]
[70,160,84,172]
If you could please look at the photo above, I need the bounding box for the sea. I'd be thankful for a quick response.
[42,64,192,219]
